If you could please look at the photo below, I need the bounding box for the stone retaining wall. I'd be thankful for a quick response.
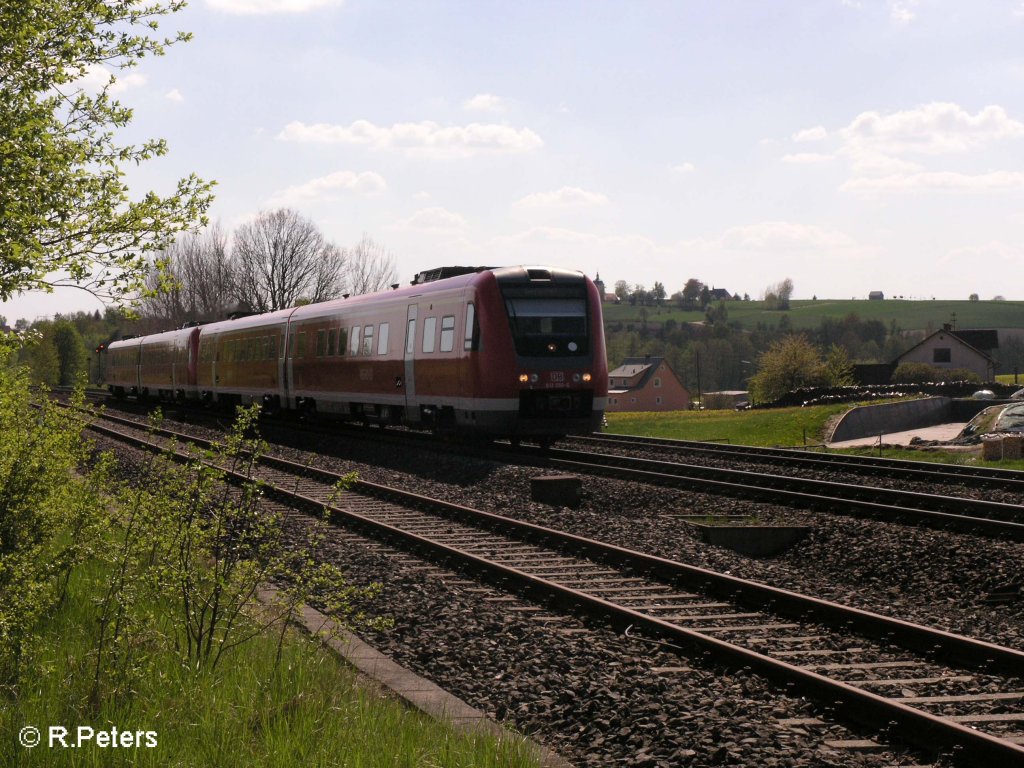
[828,396,952,443]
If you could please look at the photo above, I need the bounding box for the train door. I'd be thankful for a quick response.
[279,325,290,408]
[404,304,419,424]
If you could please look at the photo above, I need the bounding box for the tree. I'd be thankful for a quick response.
[143,224,233,325]
[628,284,647,306]
[52,321,87,385]
[748,334,823,403]
[763,278,794,310]
[231,210,346,312]
[969,293,980,302]
[651,281,666,305]
[681,278,704,307]
[614,280,630,302]
[822,344,854,387]
[346,235,398,295]
[0,0,213,305]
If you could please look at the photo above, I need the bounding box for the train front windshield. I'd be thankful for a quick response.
[504,296,589,357]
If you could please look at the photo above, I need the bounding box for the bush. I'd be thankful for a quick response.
[893,362,982,384]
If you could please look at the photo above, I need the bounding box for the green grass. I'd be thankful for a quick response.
[604,402,855,446]
[2,555,541,768]
[603,298,1024,332]
[996,374,1023,386]
[605,403,1024,470]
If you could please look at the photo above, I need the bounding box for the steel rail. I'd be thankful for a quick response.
[528,446,1024,539]
[586,431,1024,487]
[84,415,1024,765]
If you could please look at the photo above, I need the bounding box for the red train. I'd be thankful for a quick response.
[104,266,608,441]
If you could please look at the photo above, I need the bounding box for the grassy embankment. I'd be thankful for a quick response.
[603,298,1024,332]
[605,404,1024,469]
[4,538,541,768]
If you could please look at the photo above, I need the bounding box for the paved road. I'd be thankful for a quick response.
[828,422,968,448]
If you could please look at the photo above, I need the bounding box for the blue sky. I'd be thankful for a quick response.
[6,0,1024,322]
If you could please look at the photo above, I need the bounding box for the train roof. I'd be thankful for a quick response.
[196,306,297,336]
[107,326,198,349]
[105,266,591,344]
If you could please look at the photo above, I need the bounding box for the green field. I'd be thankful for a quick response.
[605,403,853,446]
[604,404,1024,468]
[603,299,1024,332]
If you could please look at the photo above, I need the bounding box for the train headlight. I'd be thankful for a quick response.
[518,374,529,383]
[530,373,540,383]
[547,342,557,352]
[582,373,592,382]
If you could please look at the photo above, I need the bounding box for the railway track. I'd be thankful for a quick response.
[508,443,1024,541]
[80,405,1024,765]
[572,431,1024,491]
[72,392,1024,540]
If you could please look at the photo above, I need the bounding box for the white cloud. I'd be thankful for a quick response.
[709,221,859,251]
[671,162,696,173]
[840,102,1024,156]
[277,119,543,158]
[781,153,834,165]
[266,170,386,206]
[841,170,1024,194]
[514,186,609,208]
[941,242,1023,269]
[463,93,506,113]
[165,88,184,103]
[75,64,146,94]
[205,0,343,13]
[890,0,918,24]
[495,226,663,255]
[395,207,468,232]
[847,151,923,175]
[792,125,827,143]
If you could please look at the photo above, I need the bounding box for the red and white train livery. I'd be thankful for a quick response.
[104,266,608,439]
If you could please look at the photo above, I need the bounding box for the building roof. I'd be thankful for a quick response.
[608,362,653,378]
[950,329,998,352]
[608,356,671,391]
[896,328,997,364]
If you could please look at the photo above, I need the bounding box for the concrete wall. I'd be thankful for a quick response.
[828,396,952,443]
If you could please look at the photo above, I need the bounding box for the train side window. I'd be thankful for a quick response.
[288,333,295,357]
[338,327,347,356]
[327,329,336,356]
[316,329,326,357]
[422,317,436,353]
[439,315,455,352]
[362,325,374,355]
[464,303,478,350]
[377,322,389,355]
[297,332,306,358]
[350,326,361,355]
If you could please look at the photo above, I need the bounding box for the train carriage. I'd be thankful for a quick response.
[105,337,143,397]
[196,309,291,408]
[105,265,607,440]
[105,327,199,400]
[138,327,201,401]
